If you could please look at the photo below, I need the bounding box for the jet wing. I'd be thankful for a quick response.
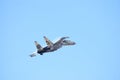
[43,36,54,47]
[56,37,69,43]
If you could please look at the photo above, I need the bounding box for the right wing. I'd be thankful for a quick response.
[56,37,69,43]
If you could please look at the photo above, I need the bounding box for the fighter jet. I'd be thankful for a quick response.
[30,36,75,57]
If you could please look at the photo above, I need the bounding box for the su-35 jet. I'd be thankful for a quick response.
[30,36,75,57]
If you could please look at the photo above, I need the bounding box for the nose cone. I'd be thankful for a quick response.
[72,42,76,45]
[69,41,75,45]
[62,40,76,45]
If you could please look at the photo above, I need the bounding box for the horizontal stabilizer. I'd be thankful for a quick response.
[30,52,37,57]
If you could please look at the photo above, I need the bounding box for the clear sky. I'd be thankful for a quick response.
[1,0,120,80]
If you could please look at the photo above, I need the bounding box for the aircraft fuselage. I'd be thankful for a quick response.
[30,36,75,57]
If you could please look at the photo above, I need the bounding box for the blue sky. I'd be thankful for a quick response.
[1,0,120,80]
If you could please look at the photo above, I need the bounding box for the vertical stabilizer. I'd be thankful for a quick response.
[34,41,43,50]
[43,36,53,47]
